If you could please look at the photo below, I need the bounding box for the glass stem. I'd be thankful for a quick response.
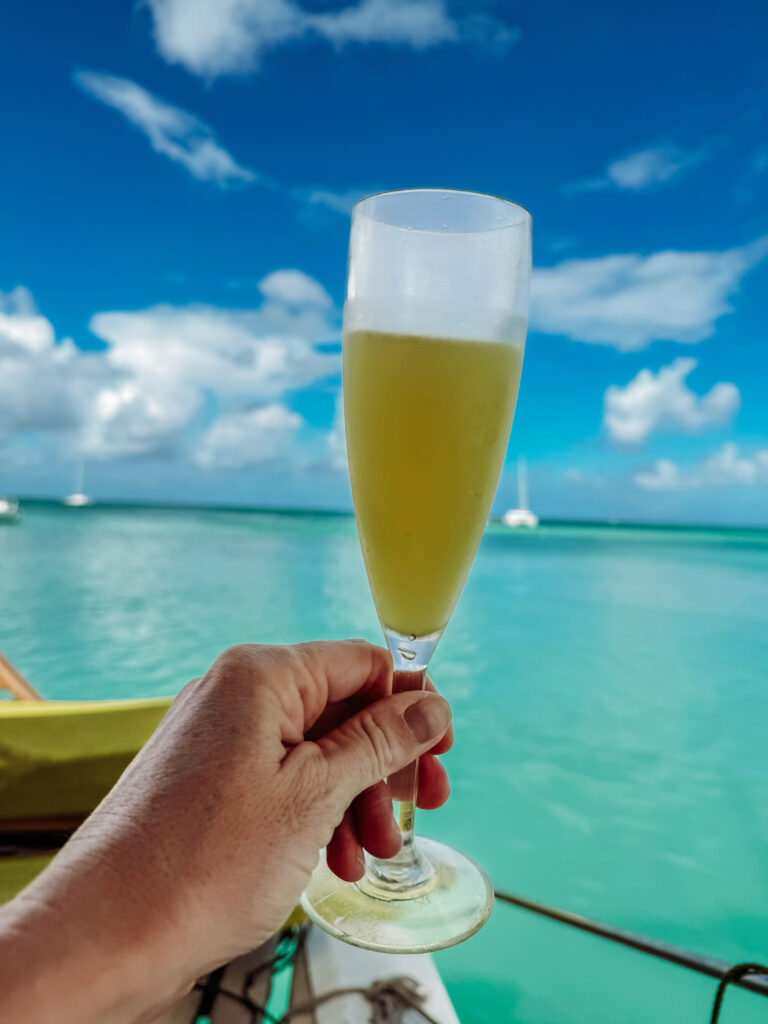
[363,666,435,890]
[360,629,442,893]
[392,667,425,863]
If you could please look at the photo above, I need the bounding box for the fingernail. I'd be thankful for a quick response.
[405,695,450,744]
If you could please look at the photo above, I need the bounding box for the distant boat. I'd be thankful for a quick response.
[502,458,539,529]
[62,493,92,508]
[63,461,92,508]
[0,498,21,524]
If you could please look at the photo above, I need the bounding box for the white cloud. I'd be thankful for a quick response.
[531,237,768,351]
[0,288,110,437]
[309,0,457,47]
[303,188,369,216]
[604,358,740,445]
[73,71,376,212]
[80,379,199,459]
[606,147,690,190]
[568,144,707,194]
[634,459,682,491]
[0,288,200,460]
[86,296,337,458]
[143,0,519,78]
[90,302,337,404]
[196,404,303,468]
[144,0,298,78]
[258,269,332,308]
[0,286,56,354]
[635,445,768,491]
[74,71,254,186]
[0,273,339,464]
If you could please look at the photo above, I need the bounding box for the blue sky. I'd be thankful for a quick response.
[1,0,766,524]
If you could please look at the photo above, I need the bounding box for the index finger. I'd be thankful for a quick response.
[300,651,454,754]
[294,639,393,728]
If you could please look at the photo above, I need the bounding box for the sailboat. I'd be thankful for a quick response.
[0,498,21,524]
[63,460,92,507]
[502,457,539,528]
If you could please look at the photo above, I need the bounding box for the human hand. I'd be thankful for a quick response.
[107,640,452,962]
[0,641,452,1024]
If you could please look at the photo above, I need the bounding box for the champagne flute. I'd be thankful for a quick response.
[302,189,531,953]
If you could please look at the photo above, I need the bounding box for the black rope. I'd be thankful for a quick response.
[192,981,278,1023]
[279,975,442,1024]
[494,887,768,1001]
[242,926,306,1001]
[191,926,305,1024]
[194,966,228,1021]
[192,973,441,1024]
[710,963,768,1024]
[190,925,441,1024]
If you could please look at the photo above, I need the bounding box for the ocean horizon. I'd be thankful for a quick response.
[9,495,768,534]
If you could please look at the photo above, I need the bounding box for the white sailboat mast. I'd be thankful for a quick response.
[517,457,529,511]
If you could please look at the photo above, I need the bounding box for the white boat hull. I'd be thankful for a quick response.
[502,507,539,528]
[0,499,20,523]
[63,493,92,507]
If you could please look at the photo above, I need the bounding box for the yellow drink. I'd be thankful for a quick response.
[344,328,524,636]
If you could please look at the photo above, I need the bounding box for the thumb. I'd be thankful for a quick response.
[316,691,451,811]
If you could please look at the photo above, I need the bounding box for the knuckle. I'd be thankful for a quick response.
[293,640,327,672]
[282,645,308,675]
[354,709,396,778]
[213,644,257,675]
[213,644,288,689]
[200,645,272,719]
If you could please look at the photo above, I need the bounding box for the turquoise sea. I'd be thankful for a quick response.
[1,503,767,1023]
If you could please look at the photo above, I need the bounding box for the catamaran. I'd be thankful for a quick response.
[63,461,92,507]
[502,457,539,528]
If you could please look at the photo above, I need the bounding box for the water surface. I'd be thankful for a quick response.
[2,504,766,1023]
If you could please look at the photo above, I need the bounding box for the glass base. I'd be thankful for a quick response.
[301,836,494,953]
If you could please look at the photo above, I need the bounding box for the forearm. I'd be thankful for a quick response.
[0,831,193,1024]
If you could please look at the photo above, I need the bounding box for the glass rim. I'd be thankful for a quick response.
[351,187,532,231]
